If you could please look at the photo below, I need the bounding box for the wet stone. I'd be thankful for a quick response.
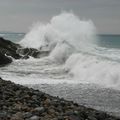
[88,116,97,120]
[29,115,40,120]
[10,112,24,120]
[0,78,119,120]
[23,112,33,119]
[57,116,64,120]
[32,107,45,115]
[0,112,7,118]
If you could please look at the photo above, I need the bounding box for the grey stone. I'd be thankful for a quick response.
[23,112,32,118]
[0,112,7,118]
[58,116,64,120]
[29,115,40,120]
[34,107,45,113]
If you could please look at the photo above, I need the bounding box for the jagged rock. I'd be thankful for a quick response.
[0,37,49,59]
[0,53,12,66]
[0,37,50,66]
[0,37,21,59]
[17,48,49,58]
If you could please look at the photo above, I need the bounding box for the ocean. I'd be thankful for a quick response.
[0,13,120,117]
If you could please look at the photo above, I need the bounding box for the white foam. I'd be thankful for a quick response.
[65,53,120,88]
[20,12,96,62]
[18,12,120,89]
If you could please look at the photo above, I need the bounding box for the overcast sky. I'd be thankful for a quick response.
[0,0,120,34]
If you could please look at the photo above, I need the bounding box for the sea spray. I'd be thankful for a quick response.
[19,12,120,88]
[65,53,120,88]
[20,12,96,62]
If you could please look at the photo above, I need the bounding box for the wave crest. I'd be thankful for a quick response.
[20,12,96,62]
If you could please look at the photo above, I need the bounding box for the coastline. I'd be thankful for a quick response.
[0,78,119,120]
[0,37,120,119]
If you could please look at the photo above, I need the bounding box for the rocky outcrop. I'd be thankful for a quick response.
[0,37,50,66]
[0,37,21,59]
[0,53,12,66]
[17,48,49,58]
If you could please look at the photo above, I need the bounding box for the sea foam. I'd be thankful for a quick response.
[65,53,120,88]
[20,12,120,89]
[20,12,96,62]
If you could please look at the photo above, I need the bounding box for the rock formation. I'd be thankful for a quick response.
[0,37,49,66]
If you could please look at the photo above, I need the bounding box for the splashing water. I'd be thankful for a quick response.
[20,12,96,62]
[19,12,120,89]
[1,12,120,116]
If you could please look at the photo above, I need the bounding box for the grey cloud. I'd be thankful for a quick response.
[0,0,120,34]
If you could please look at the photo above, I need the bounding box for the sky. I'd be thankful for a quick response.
[0,0,120,34]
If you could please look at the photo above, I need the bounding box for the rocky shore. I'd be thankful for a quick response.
[0,78,120,120]
[0,37,49,66]
[0,37,120,120]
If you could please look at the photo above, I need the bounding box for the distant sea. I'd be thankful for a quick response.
[98,35,120,49]
[0,32,25,42]
[1,32,120,49]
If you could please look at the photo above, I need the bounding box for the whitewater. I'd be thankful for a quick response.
[1,12,120,116]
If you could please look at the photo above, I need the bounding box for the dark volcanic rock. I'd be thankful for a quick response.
[0,53,12,66]
[0,37,50,66]
[0,37,21,59]
[17,48,49,58]
[0,78,119,120]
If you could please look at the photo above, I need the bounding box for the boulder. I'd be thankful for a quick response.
[0,53,12,66]
[0,37,21,59]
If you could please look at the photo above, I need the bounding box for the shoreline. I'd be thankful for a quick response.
[0,77,119,120]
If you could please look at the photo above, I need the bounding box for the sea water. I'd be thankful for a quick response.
[0,12,120,117]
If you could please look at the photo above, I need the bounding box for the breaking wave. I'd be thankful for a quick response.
[20,12,120,89]
[20,12,96,62]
